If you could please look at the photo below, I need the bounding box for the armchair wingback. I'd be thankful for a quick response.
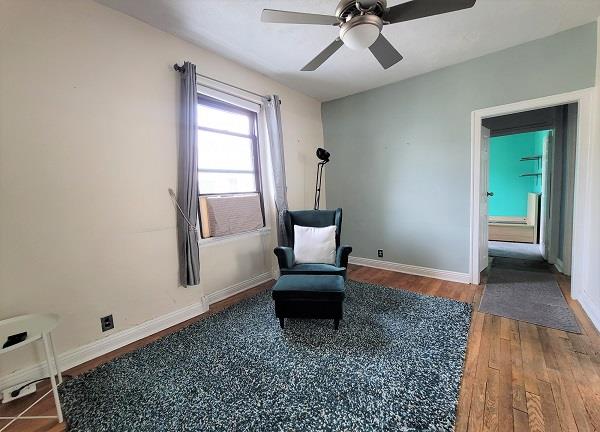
[274,208,352,279]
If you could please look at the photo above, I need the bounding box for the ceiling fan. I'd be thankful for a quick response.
[261,0,476,71]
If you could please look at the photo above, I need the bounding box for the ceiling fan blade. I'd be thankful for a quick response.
[385,0,476,24]
[369,34,403,69]
[261,9,338,25]
[301,38,344,71]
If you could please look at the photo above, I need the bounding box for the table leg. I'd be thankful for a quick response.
[48,333,63,384]
[42,334,63,423]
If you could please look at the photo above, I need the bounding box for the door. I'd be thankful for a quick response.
[479,126,491,272]
[540,132,552,259]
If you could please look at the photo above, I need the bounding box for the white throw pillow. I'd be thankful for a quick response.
[293,225,337,265]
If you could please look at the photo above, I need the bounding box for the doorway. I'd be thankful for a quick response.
[471,96,589,332]
[487,129,549,267]
[469,89,593,303]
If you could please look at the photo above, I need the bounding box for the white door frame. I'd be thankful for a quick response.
[469,88,594,301]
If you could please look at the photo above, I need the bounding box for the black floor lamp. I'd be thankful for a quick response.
[313,148,330,210]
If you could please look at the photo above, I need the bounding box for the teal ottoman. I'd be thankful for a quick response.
[272,275,346,330]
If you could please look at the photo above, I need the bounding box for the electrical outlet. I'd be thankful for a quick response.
[100,314,114,332]
[377,249,384,258]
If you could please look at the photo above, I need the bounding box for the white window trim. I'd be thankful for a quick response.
[198,226,271,247]
[195,81,275,246]
[196,78,262,113]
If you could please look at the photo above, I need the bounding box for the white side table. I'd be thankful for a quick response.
[0,314,63,431]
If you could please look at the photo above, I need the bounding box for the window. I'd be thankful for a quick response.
[197,95,265,239]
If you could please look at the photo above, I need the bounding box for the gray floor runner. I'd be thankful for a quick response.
[488,241,544,261]
[491,257,551,273]
[479,262,580,333]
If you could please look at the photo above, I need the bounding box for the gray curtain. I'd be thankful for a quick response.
[176,61,200,286]
[263,95,289,246]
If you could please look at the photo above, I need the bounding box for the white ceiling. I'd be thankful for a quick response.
[94,0,600,101]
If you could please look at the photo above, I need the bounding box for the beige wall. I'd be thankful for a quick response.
[0,0,324,377]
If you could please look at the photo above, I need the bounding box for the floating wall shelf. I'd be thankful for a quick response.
[520,155,542,180]
[520,155,542,161]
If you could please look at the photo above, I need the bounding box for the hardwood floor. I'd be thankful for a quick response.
[1,264,599,431]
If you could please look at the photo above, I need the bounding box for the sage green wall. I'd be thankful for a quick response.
[489,131,549,217]
[321,23,596,274]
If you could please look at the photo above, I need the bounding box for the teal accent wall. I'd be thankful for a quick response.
[321,23,596,274]
[489,131,549,217]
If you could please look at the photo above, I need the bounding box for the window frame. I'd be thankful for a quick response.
[196,94,266,235]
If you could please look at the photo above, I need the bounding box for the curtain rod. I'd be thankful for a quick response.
[173,63,269,102]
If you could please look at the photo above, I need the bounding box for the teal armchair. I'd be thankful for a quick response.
[274,208,352,279]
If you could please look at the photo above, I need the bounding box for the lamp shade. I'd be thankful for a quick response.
[316,148,330,162]
[339,15,382,50]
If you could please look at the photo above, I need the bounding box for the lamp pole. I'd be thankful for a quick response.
[313,148,331,210]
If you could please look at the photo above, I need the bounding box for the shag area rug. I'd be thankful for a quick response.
[60,280,472,431]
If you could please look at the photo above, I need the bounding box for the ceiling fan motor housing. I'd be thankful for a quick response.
[335,0,387,21]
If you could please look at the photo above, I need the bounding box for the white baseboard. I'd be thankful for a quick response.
[205,272,273,305]
[349,256,471,284]
[576,289,600,332]
[0,299,208,391]
[1,271,274,392]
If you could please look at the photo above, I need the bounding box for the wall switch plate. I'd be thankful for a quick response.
[377,249,384,258]
[2,382,37,403]
[100,314,114,332]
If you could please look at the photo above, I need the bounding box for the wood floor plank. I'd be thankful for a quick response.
[537,380,561,432]
[545,331,594,432]
[526,391,545,432]
[561,382,594,431]
[513,408,530,432]
[468,314,494,432]
[566,332,587,354]
[428,278,446,297]
[520,322,542,395]
[458,283,474,303]
[537,327,559,372]
[498,338,514,432]
[483,367,500,432]
[509,319,521,345]
[446,281,468,302]
[510,330,528,412]
[575,351,600,389]
[566,350,600,430]
[456,309,486,432]
[546,369,578,432]
[385,272,415,291]
[545,328,568,340]
[472,285,484,308]
[507,316,528,414]
[489,315,502,370]
[500,317,512,341]
[527,325,550,383]
[568,332,596,357]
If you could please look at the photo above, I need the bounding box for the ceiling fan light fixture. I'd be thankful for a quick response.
[339,15,382,50]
